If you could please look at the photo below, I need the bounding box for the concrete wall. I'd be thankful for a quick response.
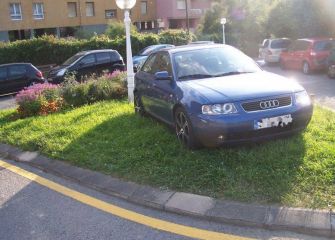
[156,0,212,29]
[0,0,156,31]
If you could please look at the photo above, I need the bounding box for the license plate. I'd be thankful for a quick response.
[254,114,293,130]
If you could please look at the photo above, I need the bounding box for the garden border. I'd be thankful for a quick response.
[0,142,333,238]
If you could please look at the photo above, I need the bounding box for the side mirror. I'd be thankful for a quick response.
[154,71,172,81]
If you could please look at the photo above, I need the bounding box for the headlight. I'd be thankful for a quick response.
[202,103,238,115]
[295,91,311,106]
[56,68,67,77]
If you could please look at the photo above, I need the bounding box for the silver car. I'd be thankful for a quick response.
[259,38,291,64]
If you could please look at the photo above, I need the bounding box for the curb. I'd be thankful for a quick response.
[0,143,333,238]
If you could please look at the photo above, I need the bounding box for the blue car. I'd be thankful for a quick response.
[134,44,313,149]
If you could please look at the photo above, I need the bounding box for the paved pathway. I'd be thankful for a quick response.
[0,95,16,110]
[263,65,335,110]
[0,159,327,240]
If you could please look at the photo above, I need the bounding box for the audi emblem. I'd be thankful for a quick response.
[259,100,280,109]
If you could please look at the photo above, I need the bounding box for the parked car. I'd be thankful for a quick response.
[48,49,125,84]
[133,44,174,70]
[327,47,335,79]
[134,44,313,149]
[0,63,45,95]
[259,38,291,64]
[280,38,334,74]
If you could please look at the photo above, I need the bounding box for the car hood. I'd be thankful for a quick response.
[180,71,304,103]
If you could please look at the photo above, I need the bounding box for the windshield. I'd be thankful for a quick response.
[313,40,334,52]
[62,54,84,66]
[271,39,291,49]
[173,47,261,80]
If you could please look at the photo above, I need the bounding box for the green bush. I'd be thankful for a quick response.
[0,30,192,66]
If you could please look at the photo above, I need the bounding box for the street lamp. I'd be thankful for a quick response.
[116,0,136,102]
[220,18,227,44]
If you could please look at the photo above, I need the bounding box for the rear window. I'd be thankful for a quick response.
[9,65,26,77]
[0,67,7,80]
[313,40,334,52]
[270,39,291,49]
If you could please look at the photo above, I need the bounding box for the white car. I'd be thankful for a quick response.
[259,38,291,64]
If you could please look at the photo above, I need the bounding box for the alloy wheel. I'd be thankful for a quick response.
[175,111,190,146]
[303,62,310,75]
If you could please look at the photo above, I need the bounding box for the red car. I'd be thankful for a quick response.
[279,38,334,74]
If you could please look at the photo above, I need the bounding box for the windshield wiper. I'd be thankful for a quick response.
[214,71,254,77]
[179,74,214,80]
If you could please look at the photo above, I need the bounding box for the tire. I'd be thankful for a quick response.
[174,107,200,150]
[279,59,286,70]
[134,92,145,116]
[302,61,311,75]
[327,66,335,79]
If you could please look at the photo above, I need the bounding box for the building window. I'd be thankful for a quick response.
[86,2,94,17]
[10,3,22,20]
[141,1,147,15]
[105,9,116,19]
[67,2,77,18]
[176,0,186,10]
[33,3,44,19]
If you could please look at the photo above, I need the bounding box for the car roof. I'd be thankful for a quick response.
[0,63,32,67]
[161,43,231,54]
[297,38,333,42]
[79,49,118,55]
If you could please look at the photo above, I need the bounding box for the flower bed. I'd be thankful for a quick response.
[15,71,127,118]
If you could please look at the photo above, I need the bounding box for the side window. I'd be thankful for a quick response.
[9,65,26,77]
[110,52,121,62]
[96,52,111,64]
[79,54,96,66]
[141,54,157,74]
[0,67,7,80]
[296,41,310,51]
[155,53,172,75]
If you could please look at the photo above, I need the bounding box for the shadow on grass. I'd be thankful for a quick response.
[61,111,307,205]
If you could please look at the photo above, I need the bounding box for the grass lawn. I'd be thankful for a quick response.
[0,101,334,209]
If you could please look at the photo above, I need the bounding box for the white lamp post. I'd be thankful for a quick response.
[116,0,136,102]
[220,18,227,44]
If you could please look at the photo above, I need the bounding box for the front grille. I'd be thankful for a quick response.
[242,96,292,112]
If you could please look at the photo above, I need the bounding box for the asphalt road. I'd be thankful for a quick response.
[0,158,328,240]
[263,65,335,110]
[0,66,334,111]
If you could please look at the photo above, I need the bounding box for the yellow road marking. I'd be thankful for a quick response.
[0,159,253,240]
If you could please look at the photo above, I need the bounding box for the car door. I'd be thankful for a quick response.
[136,53,158,114]
[95,52,112,76]
[259,39,269,60]
[0,66,8,95]
[7,65,28,92]
[146,52,175,123]
[74,54,97,81]
[294,40,310,69]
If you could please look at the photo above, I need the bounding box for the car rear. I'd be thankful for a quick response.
[28,64,45,83]
[266,39,291,63]
[309,39,334,71]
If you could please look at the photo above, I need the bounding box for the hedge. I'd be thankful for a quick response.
[0,30,196,66]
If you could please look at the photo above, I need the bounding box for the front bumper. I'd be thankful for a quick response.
[190,104,313,147]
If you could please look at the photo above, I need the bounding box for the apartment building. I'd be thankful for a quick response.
[156,0,212,32]
[0,0,156,41]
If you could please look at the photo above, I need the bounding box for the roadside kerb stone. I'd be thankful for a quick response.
[165,192,215,217]
[130,186,175,209]
[0,143,333,238]
[206,201,269,228]
[265,206,332,237]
